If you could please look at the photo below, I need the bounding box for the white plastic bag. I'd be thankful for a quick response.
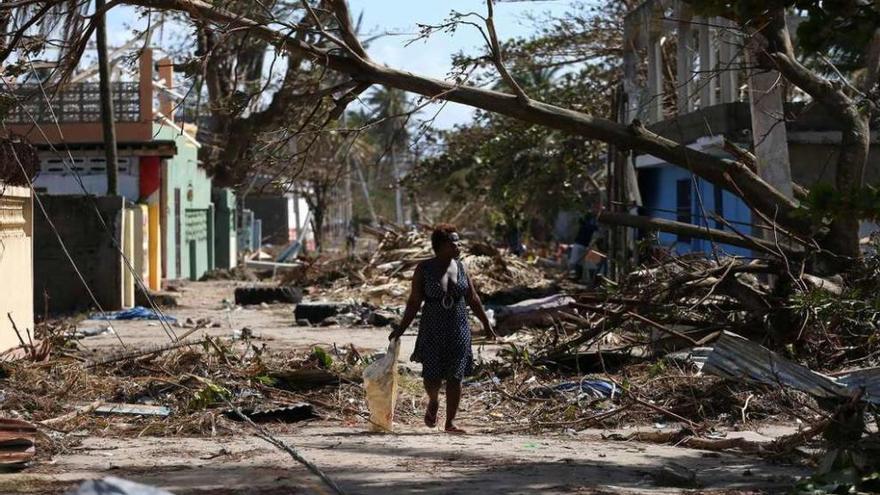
[362,338,401,432]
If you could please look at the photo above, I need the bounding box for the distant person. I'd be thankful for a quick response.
[569,211,598,281]
[389,224,496,434]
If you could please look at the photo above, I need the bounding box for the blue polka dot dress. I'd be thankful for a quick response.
[411,259,474,381]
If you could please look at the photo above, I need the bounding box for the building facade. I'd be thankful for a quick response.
[7,49,230,313]
[0,185,34,351]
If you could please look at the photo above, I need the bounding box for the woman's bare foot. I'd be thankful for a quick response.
[444,424,466,434]
[424,400,439,428]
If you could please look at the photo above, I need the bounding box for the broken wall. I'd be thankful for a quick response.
[33,195,125,314]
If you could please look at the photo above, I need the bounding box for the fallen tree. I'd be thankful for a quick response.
[4,0,876,260]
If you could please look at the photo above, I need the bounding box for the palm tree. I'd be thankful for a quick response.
[366,87,411,225]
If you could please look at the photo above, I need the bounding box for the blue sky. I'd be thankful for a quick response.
[105,0,576,129]
[345,0,575,127]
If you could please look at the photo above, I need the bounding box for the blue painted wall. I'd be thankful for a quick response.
[638,164,753,258]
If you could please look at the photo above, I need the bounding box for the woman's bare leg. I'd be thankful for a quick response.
[444,379,464,432]
[424,378,442,427]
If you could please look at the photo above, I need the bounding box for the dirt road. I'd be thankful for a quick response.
[5,281,809,494]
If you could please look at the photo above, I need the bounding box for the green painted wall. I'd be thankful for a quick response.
[212,188,237,269]
[154,124,214,280]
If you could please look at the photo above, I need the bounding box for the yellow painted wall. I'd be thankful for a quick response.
[133,205,149,284]
[148,203,162,291]
[0,186,34,352]
[122,208,135,308]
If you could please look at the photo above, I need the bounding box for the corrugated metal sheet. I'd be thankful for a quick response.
[703,332,880,404]
[0,418,36,467]
[833,367,880,404]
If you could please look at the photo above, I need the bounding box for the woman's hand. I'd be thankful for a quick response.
[388,322,405,341]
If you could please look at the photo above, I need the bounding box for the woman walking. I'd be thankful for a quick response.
[389,224,496,433]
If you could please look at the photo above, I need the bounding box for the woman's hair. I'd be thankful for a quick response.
[431,223,458,252]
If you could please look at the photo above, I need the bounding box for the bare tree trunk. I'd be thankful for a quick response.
[761,6,869,259]
[598,211,795,254]
[95,0,118,195]
[311,205,324,253]
[354,158,378,225]
[391,148,403,225]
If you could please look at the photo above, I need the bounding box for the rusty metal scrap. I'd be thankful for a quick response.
[0,418,36,468]
[704,332,880,404]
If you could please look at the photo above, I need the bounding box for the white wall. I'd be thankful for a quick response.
[0,186,34,352]
[34,155,140,201]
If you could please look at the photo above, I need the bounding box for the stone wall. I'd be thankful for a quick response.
[33,195,124,314]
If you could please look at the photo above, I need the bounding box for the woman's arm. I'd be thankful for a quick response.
[466,275,497,339]
[389,263,425,340]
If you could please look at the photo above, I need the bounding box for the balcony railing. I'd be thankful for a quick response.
[5,82,141,124]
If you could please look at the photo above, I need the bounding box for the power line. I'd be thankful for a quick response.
[3,68,179,344]
[3,129,127,349]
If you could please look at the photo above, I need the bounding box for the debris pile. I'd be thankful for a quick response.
[0,331,379,442]
[286,225,550,305]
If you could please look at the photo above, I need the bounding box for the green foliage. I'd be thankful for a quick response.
[407,2,628,235]
[690,0,880,75]
[309,346,334,369]
[796,183,880,225]
[647,360,668,378]
[253,374,278,387]
[187,381,232,411]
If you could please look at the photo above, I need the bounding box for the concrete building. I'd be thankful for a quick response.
[616,0,880,258]
[0,184,34,352]
[7,49,232,312]
[242,191,313,251]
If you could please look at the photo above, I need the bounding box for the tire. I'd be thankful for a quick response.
[234,286,303,305]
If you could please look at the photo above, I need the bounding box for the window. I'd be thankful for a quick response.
[676,179,692,243]
[714,185,724,230]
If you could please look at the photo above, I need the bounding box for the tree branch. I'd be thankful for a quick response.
[597,211,798,255]
[327,0,368,60]
[484,0,529,105]
[96,0,804,233]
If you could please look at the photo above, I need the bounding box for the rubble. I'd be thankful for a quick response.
[284,225,550,306]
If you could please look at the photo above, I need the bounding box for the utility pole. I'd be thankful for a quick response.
[95,0,119,195]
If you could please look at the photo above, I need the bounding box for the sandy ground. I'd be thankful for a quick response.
[3,281,811,494]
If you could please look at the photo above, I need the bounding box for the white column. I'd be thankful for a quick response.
[676,18,693,113]
[698,19,717,107]
[718,18,740,103]
[746,44,793,199]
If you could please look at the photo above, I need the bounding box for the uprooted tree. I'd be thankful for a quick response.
[2,0,879,266]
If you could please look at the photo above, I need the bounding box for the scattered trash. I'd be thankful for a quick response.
[494,294,576,334]
[365,310,395,327]
[270,368,340,391]
[294,301,350,324]
[363,338,401,432]
[72,326,115,338]
[553,379,619,399]
[275,241,303,263]
[704,332,880,404]
[87,403,172,417]
[90,306,177,322]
